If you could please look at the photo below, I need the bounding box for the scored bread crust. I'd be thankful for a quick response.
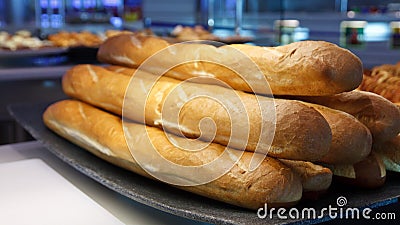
[297,90,400,143]
[42,99,303,209]
[229,42,362,96]
[62,64,332,161]
[97,34,362,96]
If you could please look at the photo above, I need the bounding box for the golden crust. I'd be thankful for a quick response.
[303,102,372,164]
[230,41,363,96]
[97,34,170,67]
[297,90,400,143]
[43,99,303,209]
[97,34,363,96]
[63,64,332,161]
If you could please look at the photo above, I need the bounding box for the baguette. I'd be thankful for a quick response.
[106,65,372,164]
[97,34,363,96]
[62,64,332,161]
[43,99,303,209]
[296,90,400,143]
[302,103,372,164]
[324,152,386,189]
[107,65,372,164]
[374,134,400,173]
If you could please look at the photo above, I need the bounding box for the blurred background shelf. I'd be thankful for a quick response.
[1,0,399,68]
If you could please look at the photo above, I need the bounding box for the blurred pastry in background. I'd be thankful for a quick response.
[359,62,400,103]
[170,25,219,41]
[0,30,53,51]
[48,31,104,48]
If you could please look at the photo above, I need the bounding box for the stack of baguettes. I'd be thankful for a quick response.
[42,33,400,210]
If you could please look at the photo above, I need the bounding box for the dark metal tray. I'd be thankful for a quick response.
[7,101,400,225]
[0,47,68,58]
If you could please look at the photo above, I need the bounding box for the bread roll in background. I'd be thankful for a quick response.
[97,34,363,96]
[374,134,400,173]
[296,90,400,143]
[278,159,332,200]
[302,102,372,165]
[43,99,303,209]
[63,64,333,161]
[323,152,386,189]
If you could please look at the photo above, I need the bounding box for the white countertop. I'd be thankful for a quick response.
[0,141,209,225]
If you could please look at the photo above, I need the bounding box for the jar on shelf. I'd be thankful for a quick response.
[340,20,367,48]
[274,20,299,46]
[390,21,400,49]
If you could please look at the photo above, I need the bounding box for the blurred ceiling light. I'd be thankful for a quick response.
[347,11,356,18]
